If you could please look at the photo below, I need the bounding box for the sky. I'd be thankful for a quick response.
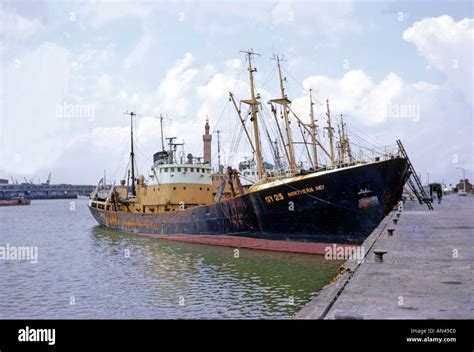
[0,0,472,186]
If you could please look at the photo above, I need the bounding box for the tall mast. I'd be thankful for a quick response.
[269,102,291,168]
[160,114,165,151]
[271,55,296,174]
[240,49,264,179]
[124,111,136,196]
[339,114,346,163]
[325,99,335,167]
[340,113,352,162]
[309,89,318,169]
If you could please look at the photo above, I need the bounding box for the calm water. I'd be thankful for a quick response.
[0,199,342,319]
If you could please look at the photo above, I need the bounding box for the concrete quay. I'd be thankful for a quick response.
[295,195,474,319]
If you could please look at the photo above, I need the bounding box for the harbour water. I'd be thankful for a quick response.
[0,199,342,319]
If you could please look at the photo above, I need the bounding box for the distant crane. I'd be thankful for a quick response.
[45,172,51,185]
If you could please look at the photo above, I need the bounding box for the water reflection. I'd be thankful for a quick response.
[90,226,342,319]
[0,198,343,319]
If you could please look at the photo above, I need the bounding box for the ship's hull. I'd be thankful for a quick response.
[89,158,409,254]
[0,198,31,206]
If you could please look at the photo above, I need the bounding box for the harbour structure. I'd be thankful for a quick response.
[0,176,94,200]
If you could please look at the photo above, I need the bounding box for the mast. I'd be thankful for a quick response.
[339,114,346,163]
[271,55,296,174]
[341,114,353,163]
[269,102,291,167]
[159,114,165,151]
[240,49,264,179]
[325,99,335,167]
[309,89,318,169]
[124,111,137,196]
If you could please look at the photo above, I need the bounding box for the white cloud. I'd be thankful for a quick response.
[300,70,404,125]
[95,73,114,98]
[71,48,113,71]
[124,33,153,68]
[0,5,43,40]
[403,15,473,104]
[1,42,71,175]
[272,0,360,34]
[155,53,199,117]
[81,1,152,27]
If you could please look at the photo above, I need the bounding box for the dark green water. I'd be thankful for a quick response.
[0,199,342,319]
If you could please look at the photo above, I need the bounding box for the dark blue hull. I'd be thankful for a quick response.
[89,158,409,247]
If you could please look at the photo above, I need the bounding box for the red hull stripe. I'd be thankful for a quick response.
[136,233,358,255]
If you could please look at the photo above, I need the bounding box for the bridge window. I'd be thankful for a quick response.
[177,167,181,172]
[164,168,168,172]
[171,167,175,172]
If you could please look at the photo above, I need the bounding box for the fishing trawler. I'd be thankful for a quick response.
[89,50,422,255]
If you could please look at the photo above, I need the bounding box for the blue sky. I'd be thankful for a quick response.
[0,0,472,185]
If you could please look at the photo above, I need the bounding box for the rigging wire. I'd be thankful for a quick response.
[211,61,245,135]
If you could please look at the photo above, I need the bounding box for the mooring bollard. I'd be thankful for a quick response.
[396,212,401,218]
[374,250,387,262]
[387,228,395,236]
[393,218,399,225]
[397,202,404,212]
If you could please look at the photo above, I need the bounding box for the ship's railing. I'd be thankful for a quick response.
[260,144,402,181]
